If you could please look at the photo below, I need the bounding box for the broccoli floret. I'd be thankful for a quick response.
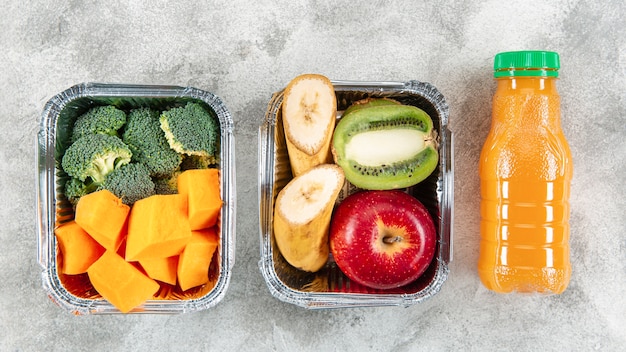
[159,102,220,158]
[71,105,127,142]
[152,170,181,195]
[61,134,132,184]
[64,177,98,207]
[122,107,182,177]
[98,163,155,205]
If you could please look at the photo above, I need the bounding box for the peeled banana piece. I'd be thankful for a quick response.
[281,74,336,177]
[273,164,345,272]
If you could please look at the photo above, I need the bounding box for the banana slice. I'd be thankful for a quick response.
[273,164,345,272]
[282,74,336,176]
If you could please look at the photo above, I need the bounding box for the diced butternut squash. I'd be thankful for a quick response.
[177,169,222,230]
[54,220,105,275]
[125,194,191,261]
[87,251,160,313]
[177,227,219,291]
[75,189,130,251]
[139,256,179,285]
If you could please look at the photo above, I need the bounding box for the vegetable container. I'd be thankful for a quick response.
[36,83,236,314]
[258,80,453,309]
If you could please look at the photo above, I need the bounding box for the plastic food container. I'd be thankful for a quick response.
[258,80,453,309]
[36,83,236,314]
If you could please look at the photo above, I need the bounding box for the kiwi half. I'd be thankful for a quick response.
[332,102,438,190]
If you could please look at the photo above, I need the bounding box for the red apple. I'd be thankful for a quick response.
[329,190,436,290]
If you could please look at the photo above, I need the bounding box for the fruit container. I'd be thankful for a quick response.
[36,83,236,314]
[258,80,453,309]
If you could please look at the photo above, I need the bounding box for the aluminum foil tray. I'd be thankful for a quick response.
[258,80,453,309]
[36,83,236,314]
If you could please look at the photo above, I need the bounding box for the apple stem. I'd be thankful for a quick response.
[382,236,402,244]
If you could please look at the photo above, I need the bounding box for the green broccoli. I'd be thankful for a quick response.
[152,170,181,195]
[98,163,155,205]
[70,105,127,142]
[61,134,132,184]
[122,107,182,177]
[159,102,220,158]
[64,177,98,207]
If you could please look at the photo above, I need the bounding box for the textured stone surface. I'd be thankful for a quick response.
[1,0,624,350]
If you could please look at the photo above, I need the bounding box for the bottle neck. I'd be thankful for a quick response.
[492,76,561,127]
[495,76,559,94]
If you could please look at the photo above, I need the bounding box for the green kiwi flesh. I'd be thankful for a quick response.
[332,103,438,190]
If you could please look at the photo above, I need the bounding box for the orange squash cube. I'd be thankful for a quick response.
[125,194,191,261]
[177,169,222,230]
[74,189,130,252]
[139,256,179,285]
[87,251,160,313]
[54,220,105,275]
[177,227,219,291]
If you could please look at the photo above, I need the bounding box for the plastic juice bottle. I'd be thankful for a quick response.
[478,51,573,294]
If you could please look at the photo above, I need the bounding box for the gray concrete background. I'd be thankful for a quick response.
[2,0,625,351]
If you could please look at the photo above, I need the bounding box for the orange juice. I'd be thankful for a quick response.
[478,51,573,294]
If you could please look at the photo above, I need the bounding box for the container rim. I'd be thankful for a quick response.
[258,79,453,309]
[36,82,236,314]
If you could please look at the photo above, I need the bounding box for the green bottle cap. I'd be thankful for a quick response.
[494,51,560,78]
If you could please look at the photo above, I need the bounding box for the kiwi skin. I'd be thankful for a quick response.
[342,97,401,116]
[332,103,438,190]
